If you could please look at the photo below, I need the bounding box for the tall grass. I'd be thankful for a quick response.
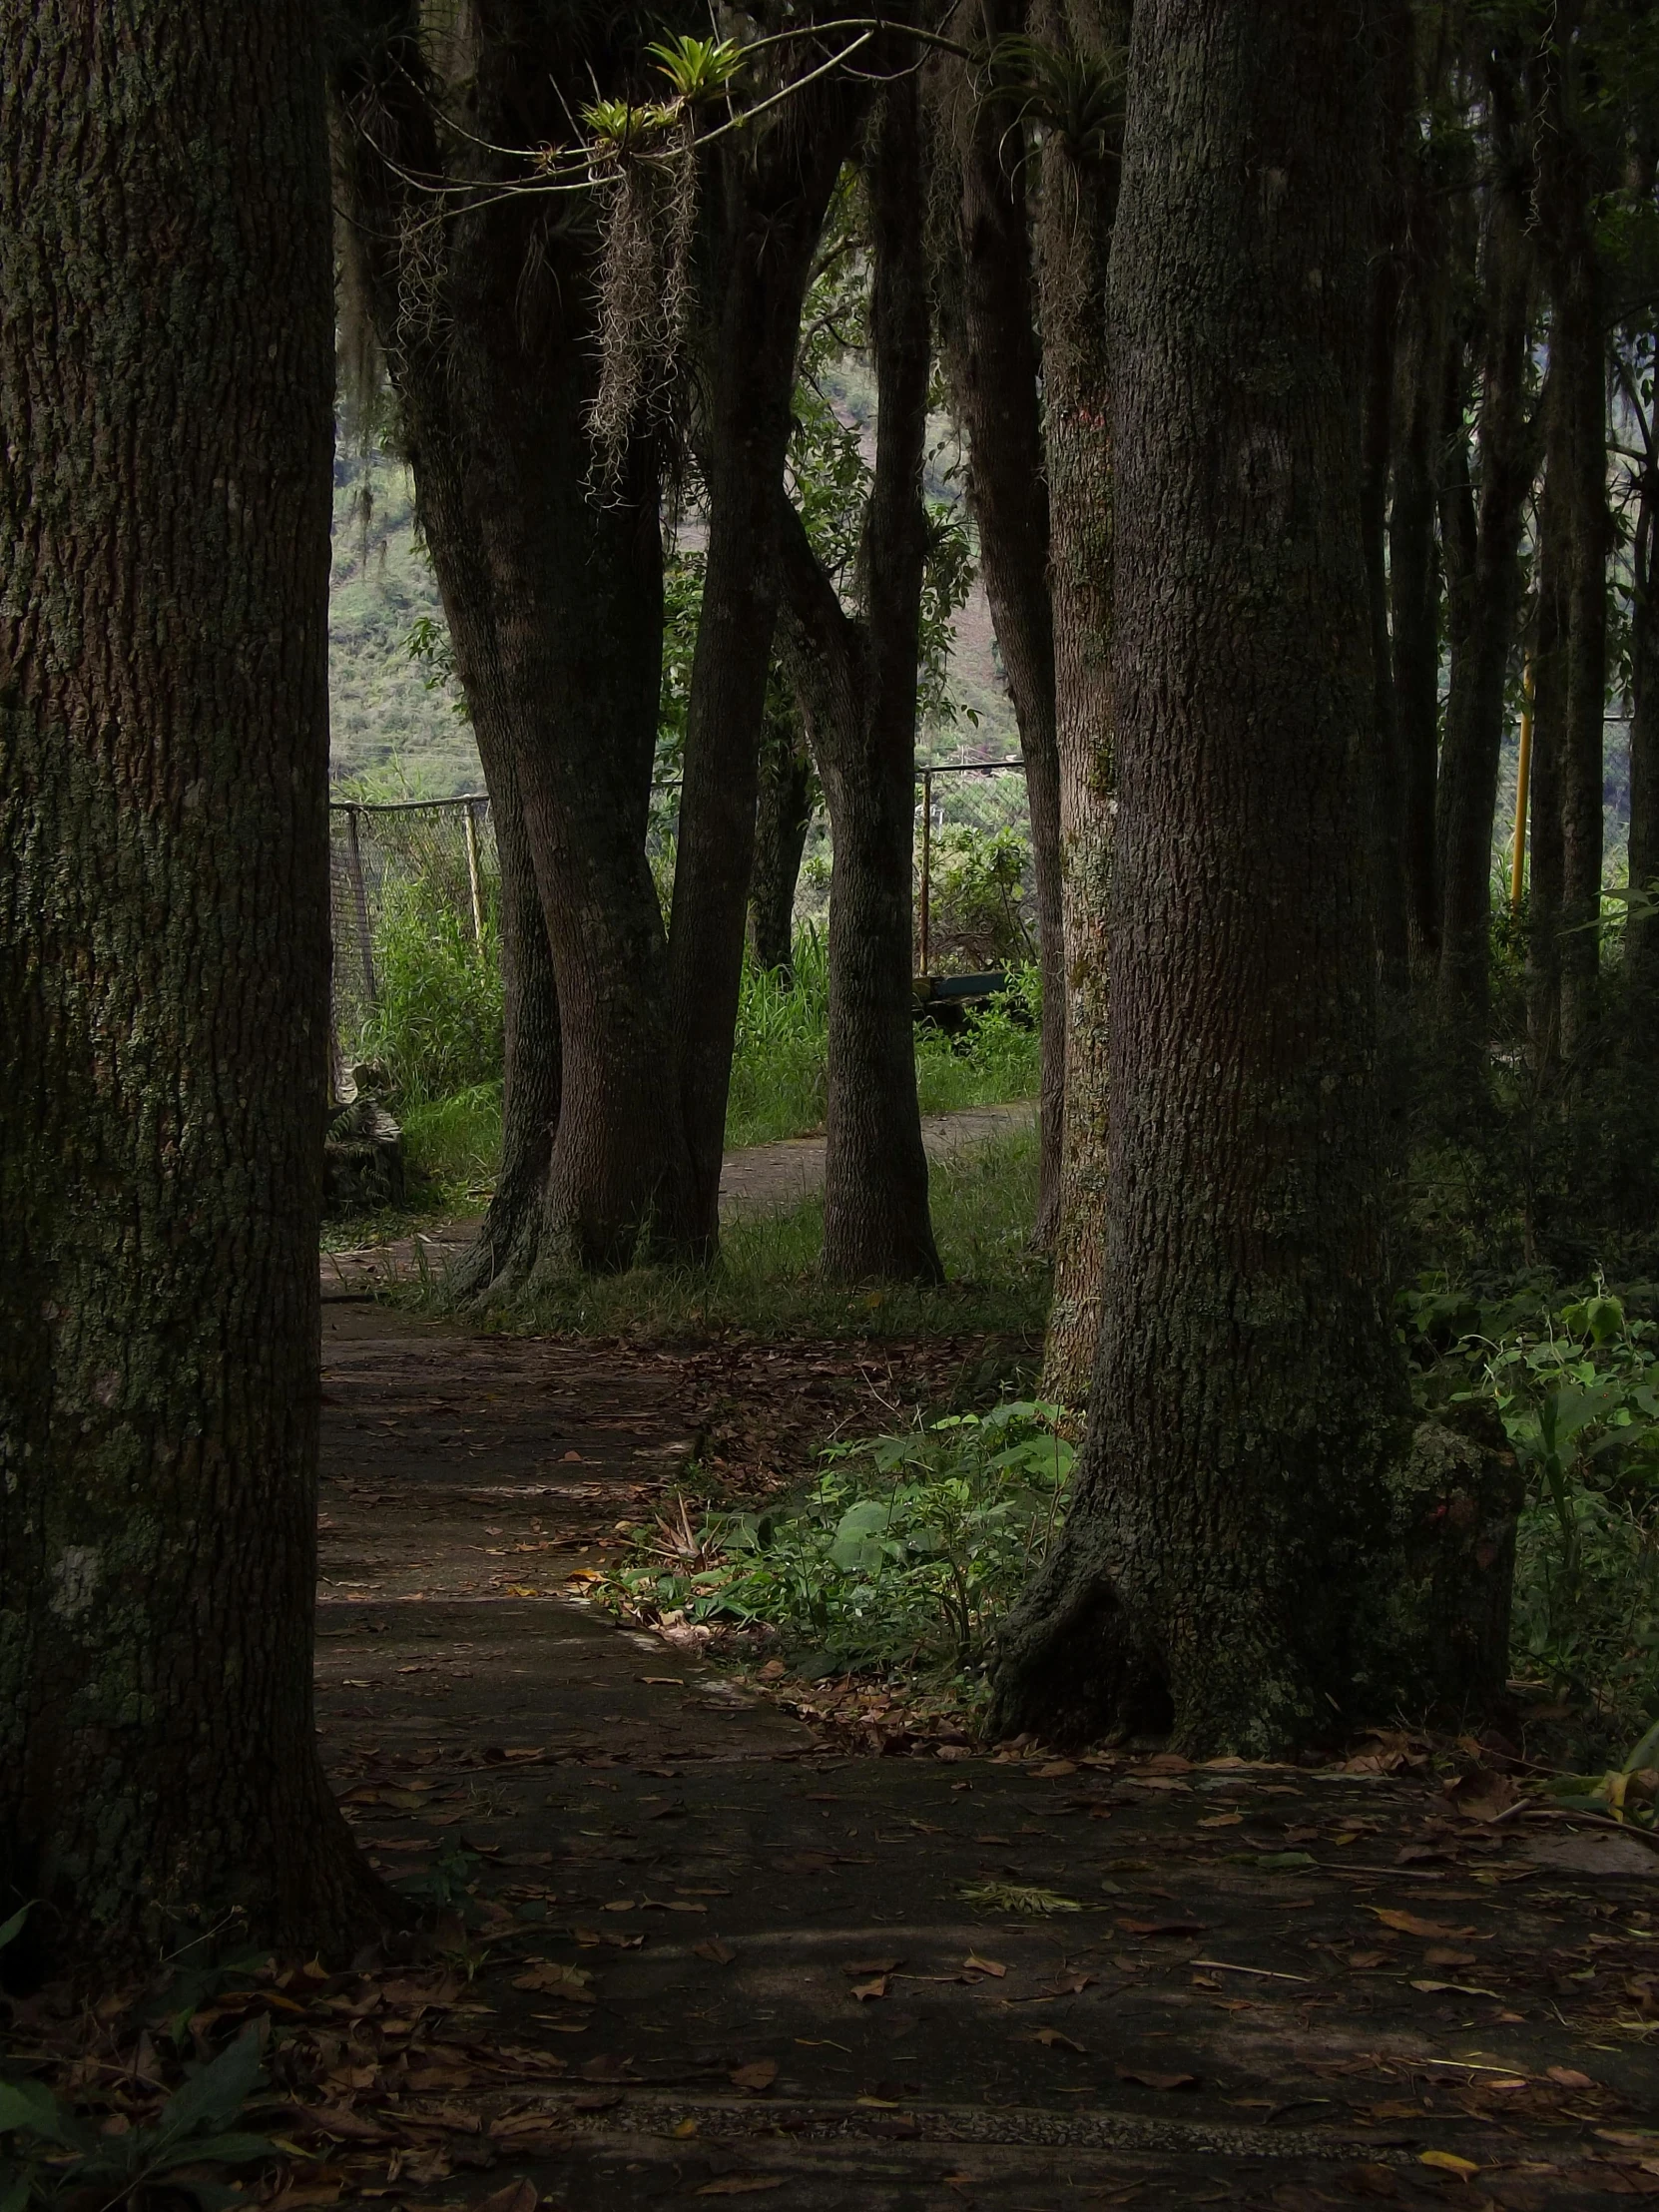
[353,875,503,1106]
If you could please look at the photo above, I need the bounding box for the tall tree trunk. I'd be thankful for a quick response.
[667,95,856,1252]
[748,690,816,980]
[449,745,561,1296]
[1435,60,1536,1030]
[1527,356,1568,1064]
[333,10,693,1277]
[1626,343,1659,1046]
[1361,0,1412,988]
[777,70,942,1285]
[992,0,1412,1754]
[1554,261,1608,1057]
[1032,0,1127,1410]
[0,0,385,1948]
[931,0,1067,1247]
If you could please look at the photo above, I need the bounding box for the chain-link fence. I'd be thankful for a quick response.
[327,755,1036,1047]
[328,796,497,1043]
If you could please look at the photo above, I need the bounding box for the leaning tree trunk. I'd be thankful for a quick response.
[0,0,386,1950]
[992,0,1417,1755]
[449,743,561,1296]
[334,12,692,1276]
[932,0,1067,1247]
[667,95,856,1252]
[748,689,816,981]
[1435,62,1536,1032]
[1032,0,1126,1411]
[777,71,942,1285]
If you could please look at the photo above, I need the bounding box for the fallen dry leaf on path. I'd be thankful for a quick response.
[1032,2027,1086,2052]
[849,1976,887,2000]
[694,1940,737,1964]
[694,2182,786,2198]
[841,1957,901,1975]
[1117,2066,1198,2092]
[1366,1908,1475,1939]
[963,1953,1006,1978]
[510,1961,595,2001]
[1418,2151,1480,2179]
[470,2182,538,2212]
[730,2059,779,2093]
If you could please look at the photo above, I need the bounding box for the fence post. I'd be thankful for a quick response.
[344,804,377,1007]
[464,799,486,946]
[918,766,932,980]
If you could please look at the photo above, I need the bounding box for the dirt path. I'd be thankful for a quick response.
[321,1102,1034,1295]
[313,1300,1659,2211]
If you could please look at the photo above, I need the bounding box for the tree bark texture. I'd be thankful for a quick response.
[333,8,693,1276]
[0,0,385,1948]
[992,0,1417,1754]
[777,72,943,1285]
[748,687,817,980]
[1360,0,1413,989]
[1537,37,1608,1060]
[667,83,857,1252]
[1626,346,1659,1047]
[1527,355,1568,1063]
[1031,0,1126,1410]
[1434,59,1536,1030]
[1387,180,1447,971]
[930,0,1067,1247]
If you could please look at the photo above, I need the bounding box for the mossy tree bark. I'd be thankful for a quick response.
[0,0,388,1950]
[930,0,1067,1247]
[667,81,857,1254]
[333,7,694,1276]
[992,0,1422,1755]
[777,69,943,1285]
[1031,0,1126,1411]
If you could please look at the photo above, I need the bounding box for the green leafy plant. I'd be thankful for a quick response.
[599,1400,1073,1678]
[1405,1277,1659,1746]
[0,2023,274,2212]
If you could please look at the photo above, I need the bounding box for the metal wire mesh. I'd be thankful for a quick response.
[328,796,498,1044]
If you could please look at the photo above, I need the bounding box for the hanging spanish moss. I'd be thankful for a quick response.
[586,120,699,496]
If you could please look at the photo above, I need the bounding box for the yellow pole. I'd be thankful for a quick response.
[1510,654,1534,916]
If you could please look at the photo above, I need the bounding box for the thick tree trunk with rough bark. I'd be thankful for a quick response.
[1552,274,1608,1059]
[777,74,942,1285]
[1627,356,1659,1047]
[1528,358,1568,1064]
[1435,63,1536,1030]
[1032,0,1126,1410]
[931,0,1066,1246]
[992,0,1420,1754]
[333,11,692,1277]
[748,692,816,980]
[668,95,855,1251]
[0,0,386,1949]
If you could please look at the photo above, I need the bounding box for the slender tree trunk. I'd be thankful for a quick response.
[450,747,561,1296]
[1361,0,1412,988]
[748,692,816,980]
[1033,0,1126,1409]
[1555,268,1608,1057]
[0,0,385,1948]
[1626,351,1659,1040]
[777,71,942,1285]
[992,0,1413,1754]
[1435,63,1536,1030]
[931,0,1067,1247]
[333,11,692,1276]
[668,101,855,1251]
[1389,255,1445,970]
[1528,358,1568,1065]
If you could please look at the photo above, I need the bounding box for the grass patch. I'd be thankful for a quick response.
[414,1125,1047,1344]
[400,1081,503,1209]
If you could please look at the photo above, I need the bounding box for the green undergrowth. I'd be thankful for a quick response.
[600,1401,1073,1694]
[412,1126,1047,1343]
[590,1274,1659,1758]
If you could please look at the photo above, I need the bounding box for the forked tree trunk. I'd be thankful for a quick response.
[931,0,1067,1247]
[1032,0,1126,1410]
[992,0,1415,1754]
[668,98,855,1251]
[0,0,386,1948]
[748,692,816,981]
[334,12,692,1276]
[1435,61,1536,1031]
[777,73,942,1285]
